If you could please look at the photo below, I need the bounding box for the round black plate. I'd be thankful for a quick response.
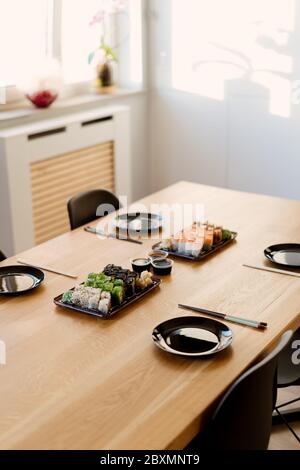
[115,212,163,234]
[0,265,44,295]
[264,244,300,268]
[152,316,233,357]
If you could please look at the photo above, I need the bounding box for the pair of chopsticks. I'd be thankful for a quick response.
[243,263,300,279]
[84,226,143,245]
[17,260,78,279]
[178,304,268,330]
[178,262,300,330]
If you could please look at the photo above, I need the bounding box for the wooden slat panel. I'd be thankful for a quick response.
[31,167,114,202]
[31,143,113,172]
[32,175,115,220]
[30,142,115,244]
[31,150,114,183]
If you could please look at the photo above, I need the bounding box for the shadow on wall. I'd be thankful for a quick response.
[150,0,300,201]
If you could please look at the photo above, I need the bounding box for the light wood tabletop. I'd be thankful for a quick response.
[0,181,300,450]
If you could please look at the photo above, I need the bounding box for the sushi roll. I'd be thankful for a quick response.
[191,239,204,258]
[88,292,101,310]
[85,287,101,296]
[222,229,232,241]
[213,227,223,245]
[160,239,172,251]
[98,291,111,315]
[62,290,73,304]
[140,271,153,287]
[125,275,136,297]
[177,238,186,254]
[171,236,179,252]
[204,225,214,249]
[80,293,91,309]
[102,282,114,293]
[185,239,196,256]
[71,289,84,306]
[136,271,153,290]
[98,298,111,315]
[101,291,111,301]
[112,286,125,306]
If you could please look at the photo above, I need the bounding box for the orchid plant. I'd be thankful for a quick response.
[88,0,125,65]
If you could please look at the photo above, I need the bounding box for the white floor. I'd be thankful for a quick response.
[269,387,300,450]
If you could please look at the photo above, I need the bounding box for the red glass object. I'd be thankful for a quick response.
[26,90,58,108]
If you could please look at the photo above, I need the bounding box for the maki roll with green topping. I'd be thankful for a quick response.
[222,229,232,241]
[112,286,125,306]
[102,282,114,293]
[62,290,73,304]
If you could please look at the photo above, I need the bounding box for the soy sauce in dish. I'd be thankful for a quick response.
[131,258,151,274]
[151,258,173,275]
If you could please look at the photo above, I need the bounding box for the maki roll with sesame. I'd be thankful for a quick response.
[98,291,112,315]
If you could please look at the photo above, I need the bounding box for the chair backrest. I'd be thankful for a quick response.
[277,327,300,387]
[0,250,6,262]
[203,330,294,450]
[67,189,121,230]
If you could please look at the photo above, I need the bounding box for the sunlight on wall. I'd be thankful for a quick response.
[129,0,143,84]
[172,0,295,117]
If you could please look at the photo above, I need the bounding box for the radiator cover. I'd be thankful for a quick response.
[0,106,131,256]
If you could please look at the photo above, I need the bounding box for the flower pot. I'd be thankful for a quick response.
[96,61,115,93]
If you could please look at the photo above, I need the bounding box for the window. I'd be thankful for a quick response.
[0,0,50,87]
[0,0,143,102]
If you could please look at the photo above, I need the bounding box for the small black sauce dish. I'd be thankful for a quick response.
[131,257,151,274]
[148,250,169,261]
[151,258,174,276]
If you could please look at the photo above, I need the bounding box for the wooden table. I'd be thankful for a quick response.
[0,181,300,450]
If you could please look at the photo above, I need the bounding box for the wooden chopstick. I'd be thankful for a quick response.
[17,260,78,279]
[178,304,268,330]
[243,263,300,279]
[84,226,143,245]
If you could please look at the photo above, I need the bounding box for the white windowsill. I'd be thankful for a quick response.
[0,87,145,124]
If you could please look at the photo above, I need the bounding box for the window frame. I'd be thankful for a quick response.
[1,0,146,106]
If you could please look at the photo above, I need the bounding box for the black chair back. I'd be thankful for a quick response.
[67,189,121,230]
[0,250,6,262]
[189,330,293,450]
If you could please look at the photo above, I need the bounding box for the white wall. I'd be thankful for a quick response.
[148,0,300,201]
